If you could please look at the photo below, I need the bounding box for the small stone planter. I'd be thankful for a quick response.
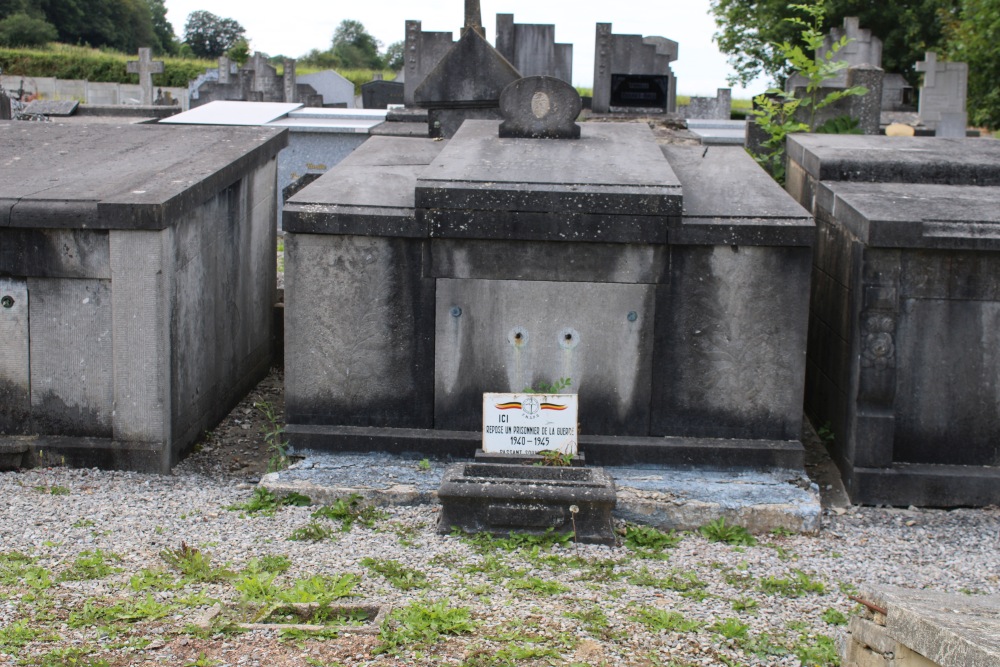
[437,462,617,545]
[0,440,28,471]
[195,602,390,635]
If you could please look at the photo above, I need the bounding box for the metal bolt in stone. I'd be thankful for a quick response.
[1,296,14,309]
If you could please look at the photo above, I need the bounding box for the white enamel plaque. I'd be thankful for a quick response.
[482,393,579,455]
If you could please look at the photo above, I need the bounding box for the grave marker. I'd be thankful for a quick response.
[126,47,164,106]
[916,51,968,135]
[482,393,578,455]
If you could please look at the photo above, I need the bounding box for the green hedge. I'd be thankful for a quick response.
[0,47,212,88]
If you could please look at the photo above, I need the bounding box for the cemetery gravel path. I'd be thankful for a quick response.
[1,367,998,667]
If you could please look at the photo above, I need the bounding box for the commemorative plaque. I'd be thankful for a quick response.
[482,393,578,455]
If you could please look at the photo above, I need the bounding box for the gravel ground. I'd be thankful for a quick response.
[1,369,998,667]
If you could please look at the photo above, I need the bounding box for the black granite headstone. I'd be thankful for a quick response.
[610,74,669,109]
[361,80,404,109]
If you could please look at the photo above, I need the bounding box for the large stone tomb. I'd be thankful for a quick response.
[786,134,1000,506]
[0,122,286,472]
[283,119,813,469]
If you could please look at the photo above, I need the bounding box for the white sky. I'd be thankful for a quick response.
[163,0,770,97]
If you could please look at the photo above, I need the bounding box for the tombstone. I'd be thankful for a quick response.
[817,17,881,87]
[498,76,580,139]
[880,73,914,111]
[788,64,884,135]
[403,20,456,107]
[298,70,356,108]
[495,14,573,83]
[412,23,521,137]
[0,90,10,120]
[126,47,165,106]
[22,100,79,116]
[916,51,968,135]
[785,133,1000,507]
[592,23,678,114]
[361,79,404,109]
[190,54,323,109]
[682,88,731,120]
[0,123,287,472]
[281,76,815,475]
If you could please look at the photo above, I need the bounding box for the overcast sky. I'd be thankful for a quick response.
[163,0,770,97]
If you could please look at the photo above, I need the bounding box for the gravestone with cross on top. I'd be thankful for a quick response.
[127,47,165,106]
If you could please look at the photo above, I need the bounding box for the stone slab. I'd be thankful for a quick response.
[159,100,302,125]
[816,181,1000,249]
[416,121,681,223]
[0,123,287,230]
[849,463,1000,507]
[0,278,29,435]
[285,424,805,470]
[861,586,1000,667]
[22,99,79,116]
[663,145,814,246]
[283,136,445,236]
[786,135,1000,186]
[260,452,820,534]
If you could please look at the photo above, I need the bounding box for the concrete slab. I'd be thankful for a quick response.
[854,586,1000,667]
[159,100,302,125]
[259,452,821,533]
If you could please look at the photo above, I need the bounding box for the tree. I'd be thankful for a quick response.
[0,11,57,46]
[146,0,177,55]
[183,9,245,59]
[383,40,403,71]
[710,0,958,87]
[331,19,381,69]
[944,0,1000,128]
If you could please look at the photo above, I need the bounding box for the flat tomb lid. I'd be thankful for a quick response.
[415,120,682,216]
[160,100,303,126]
[0,122,287,229]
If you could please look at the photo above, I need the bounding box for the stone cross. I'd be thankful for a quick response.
[127,47,164,106]
[464,0,483,36]
[916,51,968,134]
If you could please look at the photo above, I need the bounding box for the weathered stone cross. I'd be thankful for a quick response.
[915,51,938,88]
[127,47,165,105]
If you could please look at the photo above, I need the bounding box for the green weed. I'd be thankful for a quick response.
[255,401,290,473]
[128,568,181,592]
[631,607,703,633]
[375,600,476,654]
[29,646,109,667]
[245,554,292,574]
[287,521,334,542]
[361,558,429,590]
[226,488,311,516]
[277,574,359,603]
[624,523,682,558]
[59,549,123,581]
[759,569,825,597]
[68,595,174,628]
[699,518,757,546]
[72,518,96,528]
[793,633,839,666]
[160,542,233,583]
[311,494,387,531]
[731,597,759,612]
[505,575,570,596]
[459,527,572,553]
[0,618,59,652]
[710,617,750,639]
[821,607,848,625]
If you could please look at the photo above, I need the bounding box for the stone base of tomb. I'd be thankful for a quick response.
[437,462,618,545]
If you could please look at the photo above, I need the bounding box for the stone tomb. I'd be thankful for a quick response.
[785,134,1000,506]
[0,122,286,472]
[842,587,1000,667]
[916,52,968,137]
[282,82,814,470]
